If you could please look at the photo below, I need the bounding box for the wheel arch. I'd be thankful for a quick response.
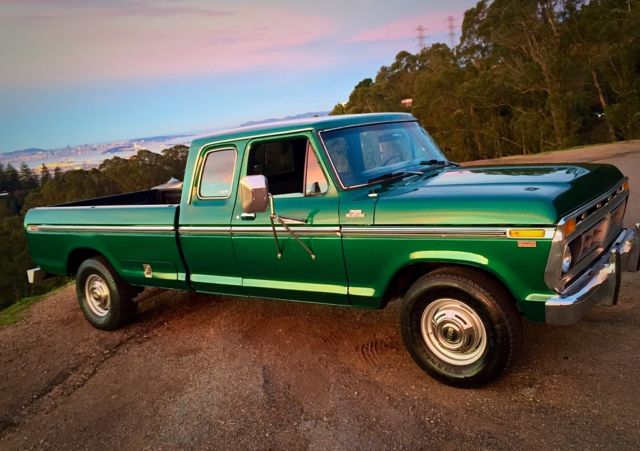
[380,255,519,312]
[67,248,105,276]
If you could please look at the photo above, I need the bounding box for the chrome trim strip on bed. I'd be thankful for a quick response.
[30,225,175,233]
[32,204,178,210]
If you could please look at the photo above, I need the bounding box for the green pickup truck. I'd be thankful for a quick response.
[25,113,639,386]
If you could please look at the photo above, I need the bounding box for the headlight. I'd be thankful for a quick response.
[562,244,572,273]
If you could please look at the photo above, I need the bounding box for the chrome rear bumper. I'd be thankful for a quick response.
[27,267,49,284]
[545,224,639,326]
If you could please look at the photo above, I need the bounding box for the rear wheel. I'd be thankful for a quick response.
[400,267,522,387]
[76,257,137,330]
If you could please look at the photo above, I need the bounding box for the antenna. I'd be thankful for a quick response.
[415,25,428,52]
[446,16,456,49]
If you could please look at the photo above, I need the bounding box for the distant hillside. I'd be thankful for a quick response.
[0,112,330,169]
[0,148,52,160]
[0,135,194,169]
[5,147,47,155]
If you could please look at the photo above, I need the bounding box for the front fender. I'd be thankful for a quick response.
[343,237,554,321]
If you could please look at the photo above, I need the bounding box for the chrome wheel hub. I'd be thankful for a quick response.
[421,298,487,366]
[85,274,111,317]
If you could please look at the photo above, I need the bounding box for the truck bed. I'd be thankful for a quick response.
[24,189,188,290]
[57,188,182,207]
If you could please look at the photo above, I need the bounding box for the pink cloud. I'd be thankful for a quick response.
[0,1,334,85]
[0,0,234,19]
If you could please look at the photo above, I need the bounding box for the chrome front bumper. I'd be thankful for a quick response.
[545,224,640,326]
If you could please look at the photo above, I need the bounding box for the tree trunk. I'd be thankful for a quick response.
[547,93,567,149]
[468,106,485,157]
[591,70,617,142]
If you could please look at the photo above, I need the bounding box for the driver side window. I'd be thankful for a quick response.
[247,137,328,197]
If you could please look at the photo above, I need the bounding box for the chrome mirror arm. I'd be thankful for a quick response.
[268,213,283,259]
[267,194,316,260]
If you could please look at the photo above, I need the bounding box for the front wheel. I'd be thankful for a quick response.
[76,257,137,330]
[401,267,522,387]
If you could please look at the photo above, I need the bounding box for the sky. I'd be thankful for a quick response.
[0,0,477,152]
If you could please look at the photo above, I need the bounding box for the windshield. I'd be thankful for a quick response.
[320,121,447,188]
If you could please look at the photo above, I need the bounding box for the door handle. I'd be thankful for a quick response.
[240,213,256,221]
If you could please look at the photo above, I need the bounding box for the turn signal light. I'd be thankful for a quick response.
[508,229,546,238]
[623,180,630,191]
[561,218,577,237]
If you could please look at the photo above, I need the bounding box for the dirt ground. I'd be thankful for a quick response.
[1,142,640,450]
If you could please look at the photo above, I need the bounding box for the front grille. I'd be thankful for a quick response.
[573,184,627,228]
[561,187,628,290]
[610,201,625,230]
[569,217,609,262]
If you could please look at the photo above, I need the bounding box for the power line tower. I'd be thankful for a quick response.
[446,16,456,49]
[415,25,428,52]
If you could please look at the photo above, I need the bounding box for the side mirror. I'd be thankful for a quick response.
[240,175,315,260]
[239,175,269,213]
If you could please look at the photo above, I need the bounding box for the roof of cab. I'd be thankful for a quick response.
[190,113,416,147]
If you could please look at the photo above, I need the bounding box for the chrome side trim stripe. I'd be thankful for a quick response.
[179,225,552,238]
[179,226,232,234]
[342,227,507,237]
[29,224,555,239]
[233,226,340,236]
[343,226,555,239]
[31,224,175,233]
[179,226,341,236]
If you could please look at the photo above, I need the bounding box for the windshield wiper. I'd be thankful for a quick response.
[368,171,423,184]
[419,159,460,168]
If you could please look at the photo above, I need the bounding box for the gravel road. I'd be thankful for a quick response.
[1,142,639,450]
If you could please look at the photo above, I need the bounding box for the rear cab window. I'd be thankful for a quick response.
[199,148,237,198]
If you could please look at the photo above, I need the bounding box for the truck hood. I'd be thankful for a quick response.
[373,163,624,226]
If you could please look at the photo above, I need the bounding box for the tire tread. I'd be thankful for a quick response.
[76,256,137,330]
[401,266,522,387]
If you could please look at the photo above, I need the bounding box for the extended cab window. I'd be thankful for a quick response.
[247,137,328,196]
[199,148,236,198]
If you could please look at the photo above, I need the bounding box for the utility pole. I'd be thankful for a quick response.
[446,16,456,49]
[416,25,428,52]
